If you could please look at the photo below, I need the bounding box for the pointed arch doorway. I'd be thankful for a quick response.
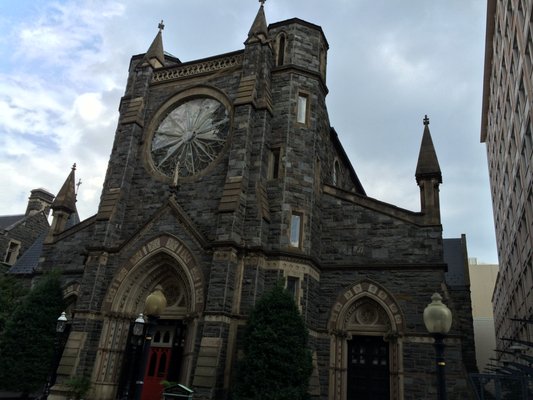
[92,235,205,400]
[328,281,405,400]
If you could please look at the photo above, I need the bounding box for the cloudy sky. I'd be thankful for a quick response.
[0,0,498,263]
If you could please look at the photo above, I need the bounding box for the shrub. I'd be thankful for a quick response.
[233,284,313,400]
[0,272,65,393]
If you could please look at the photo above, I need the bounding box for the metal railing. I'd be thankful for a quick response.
[469,373,532,400]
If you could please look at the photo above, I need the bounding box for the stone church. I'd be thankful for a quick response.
[39,4,476,400]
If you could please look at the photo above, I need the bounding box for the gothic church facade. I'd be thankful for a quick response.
[41,5,475,400]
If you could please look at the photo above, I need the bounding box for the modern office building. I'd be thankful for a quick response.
[481,0,533,355]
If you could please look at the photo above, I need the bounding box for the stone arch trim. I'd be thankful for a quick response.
[328,280,405,400]
[143,84,234,184]
[328,279,405,334]
[102,234,205,316]
[92,235,204,397]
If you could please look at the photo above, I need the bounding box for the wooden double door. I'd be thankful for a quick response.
[347,335,390,400]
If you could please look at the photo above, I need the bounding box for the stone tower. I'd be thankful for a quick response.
[41,5,475,400]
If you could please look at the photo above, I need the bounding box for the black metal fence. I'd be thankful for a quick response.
[470,373,532,400]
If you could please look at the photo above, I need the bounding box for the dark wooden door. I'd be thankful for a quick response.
[347,335,390,400]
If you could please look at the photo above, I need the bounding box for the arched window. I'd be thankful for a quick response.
[333,159,340,186]
[277,34,286,66]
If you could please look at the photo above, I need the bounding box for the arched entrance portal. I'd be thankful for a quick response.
[347,335,389,399]
[92,235,204,400]
[328,281,405,400]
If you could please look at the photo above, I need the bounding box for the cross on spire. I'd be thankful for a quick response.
[423,115,430,126]
[76,179,82,196]
[259,0,266,6]
[158,20,165,32]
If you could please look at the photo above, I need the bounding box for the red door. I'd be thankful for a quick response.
[141,327,174,400]
[141,347,172,400]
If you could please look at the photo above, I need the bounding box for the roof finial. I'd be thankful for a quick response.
[72,163,77,171]
[158,20,165,32]
[423,115,430,126]
[75,179,82,196]
[259,0,266,6]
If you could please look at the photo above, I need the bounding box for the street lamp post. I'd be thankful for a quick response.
[43,312,69,398]
[424,293,453,400]
[133,287,167,400]
[120,313,145,400]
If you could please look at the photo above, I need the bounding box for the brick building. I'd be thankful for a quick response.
[41,5,476,400]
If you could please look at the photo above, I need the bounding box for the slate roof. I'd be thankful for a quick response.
[0,214,25,231]
[443,237,468,286]
[8,211,80,275]
[9,232,46,275]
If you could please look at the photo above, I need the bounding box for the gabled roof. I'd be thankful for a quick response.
[0,214,25,231]
[8,232,46,275]
[330,127,366,195]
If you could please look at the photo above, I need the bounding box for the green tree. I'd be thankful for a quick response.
[233,284,313,400]
[0,264,28,338]
[0,272,65,395]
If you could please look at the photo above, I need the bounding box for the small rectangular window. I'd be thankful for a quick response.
[297,94,308,124]
[268,147,280,180]
[290,213,303,248]
[286,276,299,300]
[4,241,21,265]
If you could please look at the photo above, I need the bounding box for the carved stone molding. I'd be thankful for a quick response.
[152,53,243,84]
[327,280,405,400]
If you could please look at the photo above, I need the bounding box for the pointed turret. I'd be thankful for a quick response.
[46,164,79,241]
[52,164,77,214]
[246,1,268,44]
[142,20,166,68]
[416,115,442,184]
[415,116,442,224]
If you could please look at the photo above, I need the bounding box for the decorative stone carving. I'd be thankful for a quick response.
[152,54,244,83]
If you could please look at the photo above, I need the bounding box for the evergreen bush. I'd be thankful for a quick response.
[0,272,65,394]
[233,284,313,400]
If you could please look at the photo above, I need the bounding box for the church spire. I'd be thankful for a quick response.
[415,116,442,224]
[46,164,79,241]
[415,115,442,184]
[143,20,165,68]
[51,163,78,214]
[246,1,268,44]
